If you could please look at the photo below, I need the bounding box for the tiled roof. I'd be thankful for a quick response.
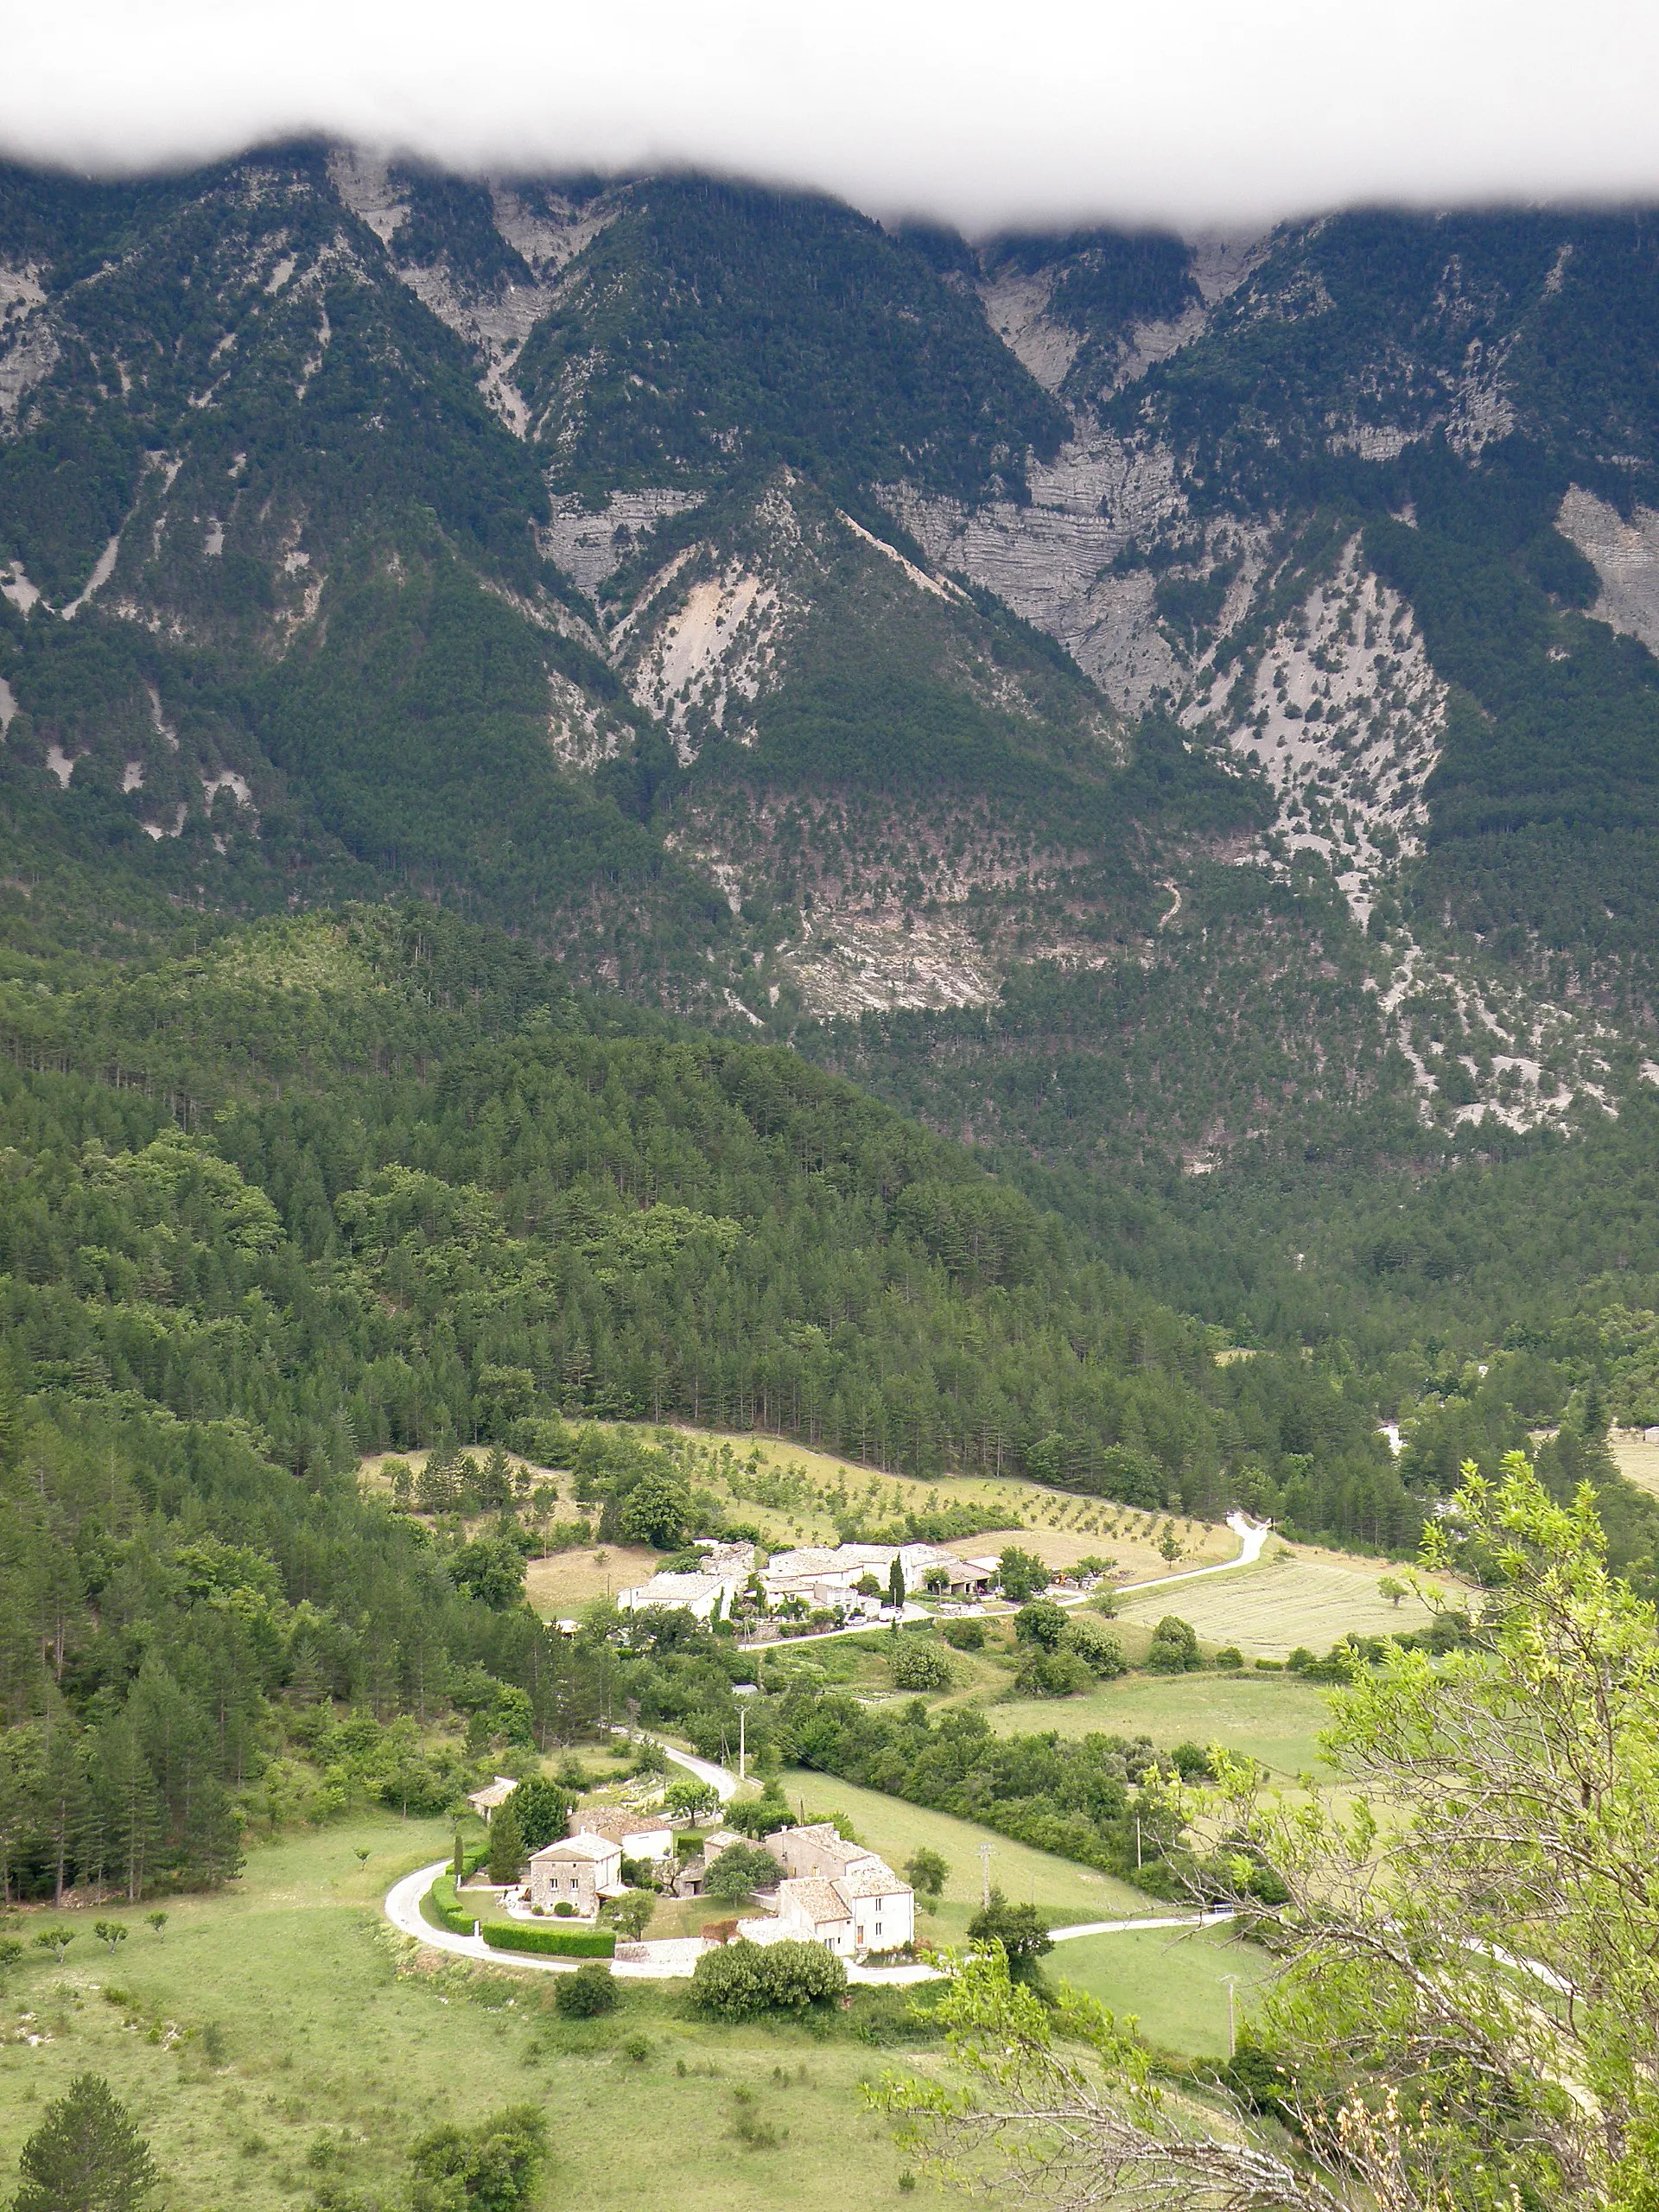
[785,1823,867,1868]
[839,1859,907,1898]
[531,1834,619,1864]
[783,1877,853,1924]
[575,1814,671,1841]
[466,1777,518,1808]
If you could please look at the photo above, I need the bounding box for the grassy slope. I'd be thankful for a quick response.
[0,1817,932,2212]
[1054,1927,1274,2060]
[779,1769,1150,1933]
[1114,1545,1439,1659]
[987,1674,1337,1785]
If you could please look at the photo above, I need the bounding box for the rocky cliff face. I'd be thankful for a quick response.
[5,156,1659,1169]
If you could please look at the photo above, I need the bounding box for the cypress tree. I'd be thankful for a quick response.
[488,1796,524,1886]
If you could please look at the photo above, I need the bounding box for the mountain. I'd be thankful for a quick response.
[9,149,1659,1221]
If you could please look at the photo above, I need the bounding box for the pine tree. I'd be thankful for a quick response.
[13,2073,159,2212]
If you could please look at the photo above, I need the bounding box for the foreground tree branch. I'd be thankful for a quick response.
[878,1454,1659,2211]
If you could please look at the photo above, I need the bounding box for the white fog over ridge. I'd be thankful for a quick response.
[3,0,1659,230]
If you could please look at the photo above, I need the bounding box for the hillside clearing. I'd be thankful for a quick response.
[1055,1925,1275,2059]
[1114,1543,1439,1659]
[988,1672,1338,1783]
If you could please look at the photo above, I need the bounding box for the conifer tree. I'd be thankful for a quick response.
[12,2074,160,2212]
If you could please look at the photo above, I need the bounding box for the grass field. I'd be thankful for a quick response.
[0,1817,945,2212]
[942,1521,1236,1580]
[1054,1927,1275,2059]
[0,1808,1264,2212]
[988,1673,1338,1784]
[779,1770,1150,1938]
[1114,1545,1437,1660]
[1611,1429,1659,1501]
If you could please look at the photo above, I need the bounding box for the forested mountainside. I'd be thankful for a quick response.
[10,153,1659,1415]
[5,896,1657,1902]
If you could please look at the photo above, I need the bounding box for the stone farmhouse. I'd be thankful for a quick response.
[464,1776,518,1822]
[739,1822,915,1956]
[616,1540,755,1621]
[526,1831,626,1916]
[621,1538,995,1626]
[761,1542,994,1613]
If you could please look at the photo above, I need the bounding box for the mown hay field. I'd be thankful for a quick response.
[1114,1547,1439,1661]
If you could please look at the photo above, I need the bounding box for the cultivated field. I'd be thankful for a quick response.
[1114,1543,1440,1660]
[988,1672,1338,1784]
[361,1426,1240,1604]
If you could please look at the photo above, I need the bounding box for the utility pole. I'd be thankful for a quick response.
[1224,1975,1238,2060]
[977,1840,993,1909]
[738,1705,746,1786]
[1135,1814,1142,1869]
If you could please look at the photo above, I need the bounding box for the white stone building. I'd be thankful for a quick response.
[760,1542,993,1613]
[737,1822,915,1956]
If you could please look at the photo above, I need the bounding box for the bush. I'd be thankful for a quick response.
[409,2107,545,2212]
[553,1962,618,2018]
[1063,1614,1125,1676]
[724,1792,792,1838]
[428,1874,474,1935]
[553,1900,575,1917]
[703,1840,784,1902]
[1215,1645,1244,1669]
[940,1618,984,1650]
[1144,1615,1203,1673]
[1166,1741,1214,1781]
[888,1639,953,1691]
[1014,1599,1069,1649]
[1013,1645,1095,1697]
[480,1922,615,1958]
[688,1936,847,2018]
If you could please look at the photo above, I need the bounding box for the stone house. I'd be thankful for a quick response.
[739,1822,915,1955]
[464,1776,518,1823]
[526,1832,624,1917]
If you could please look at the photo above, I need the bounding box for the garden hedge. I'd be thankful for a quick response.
[481,1921,617,1959]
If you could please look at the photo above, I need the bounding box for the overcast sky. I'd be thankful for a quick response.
[5,0,1658,233]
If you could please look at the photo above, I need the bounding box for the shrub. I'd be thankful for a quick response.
[888,1639,953,1692]
[688,1936,847,2018]
[1014,1599,1069,1649]
[429,1873,466,1932]
[1144,1615,1204,1673]
[967,1888,1052,1981]
[724,1792,792,1838]
[1166,1741,1214,1781]
[1013,1645,1094,1697]
[1063,1614,1125,1676]
[940,1618,984,1650]
[553,1962,617,2018]
[409,2107,545,2212]
[1215,1645,1244,1669]
[553,1900,575,1917]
